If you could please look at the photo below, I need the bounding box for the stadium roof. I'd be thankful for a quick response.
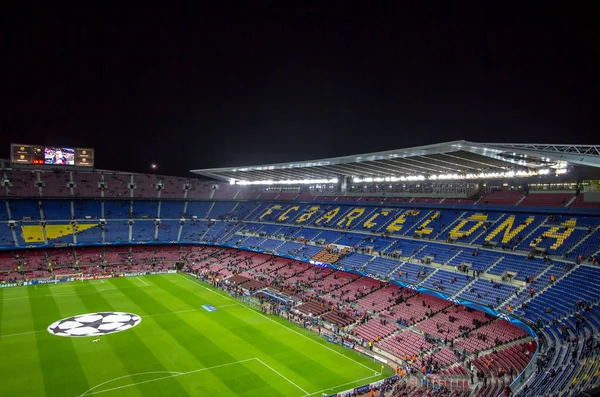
[191,141,600,184]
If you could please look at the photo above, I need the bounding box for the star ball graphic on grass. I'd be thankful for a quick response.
[47,312,142,337]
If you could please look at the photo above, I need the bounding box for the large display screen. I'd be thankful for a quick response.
[44,147,75,165]
[11,144,94,167]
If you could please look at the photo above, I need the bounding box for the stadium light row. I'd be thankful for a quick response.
[353,168,568,183]
[231,178,339,185]
[228,167,568,185]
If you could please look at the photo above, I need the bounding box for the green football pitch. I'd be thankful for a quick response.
[0,274,392,396]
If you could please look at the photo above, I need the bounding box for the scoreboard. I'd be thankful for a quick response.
[11,144,94,167]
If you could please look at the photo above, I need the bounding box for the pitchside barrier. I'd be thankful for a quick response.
[0,270,177,288]
[321,375,473,397]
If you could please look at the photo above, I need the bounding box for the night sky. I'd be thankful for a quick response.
[1,3,597,177]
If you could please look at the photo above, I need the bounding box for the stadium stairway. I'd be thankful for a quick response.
[564,227,600,257]
[453,276,482,300]
[401,209,436,236]
[357,256,376,272]
[500,264,557,308]
[444,248,466,265]
[515,194,528,206]
[476,254,506,276]
[438,211,469,237]
[515,216,549,247]
[511,264,580,314]
[383,261,406,279]
[473,213,511,243]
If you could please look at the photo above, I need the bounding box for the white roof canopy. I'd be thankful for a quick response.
[191,140,600,182]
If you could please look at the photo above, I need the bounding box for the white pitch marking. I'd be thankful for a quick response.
[78,371,185,397]
[51,284,150,298]
[50,288,121,297]
[77,358,255,396]
[254,357,308,394]
[0,295,47,301]
[301,374,383,397]
[179,275,378,374]
[0,330,44,338]
[137,277,149,287]
[2,281,152,301]
[217,304,238,308]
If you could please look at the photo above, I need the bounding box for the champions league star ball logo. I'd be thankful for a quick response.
[47,312,142,337]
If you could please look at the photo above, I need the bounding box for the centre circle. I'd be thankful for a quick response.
[47,312,142,337]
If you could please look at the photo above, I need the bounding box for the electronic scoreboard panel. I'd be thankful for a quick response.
[11,144,94,167]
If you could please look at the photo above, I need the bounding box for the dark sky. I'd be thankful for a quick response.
[1,3,597,177]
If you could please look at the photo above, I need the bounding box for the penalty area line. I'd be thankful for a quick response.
[77,358,256,396]
[78,371,184,397]
[301,373,384,397]
[137,277,149,287]
[254,357,309,394]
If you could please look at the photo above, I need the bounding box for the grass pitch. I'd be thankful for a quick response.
[0,274,391,396]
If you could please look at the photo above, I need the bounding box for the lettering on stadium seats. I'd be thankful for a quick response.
[530,218,577,250]
[314,207,340,225]
[386,213,409,232]
[337,208,365,227]
[448,214,488,239]
[414,212,440,235]
[486,215,535,243]
[259,205,282,220]
[363,210,389,229]
[277,205,299,221]
[295,206,320,223]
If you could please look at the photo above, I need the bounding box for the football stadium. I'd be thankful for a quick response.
[1,140,600,397]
